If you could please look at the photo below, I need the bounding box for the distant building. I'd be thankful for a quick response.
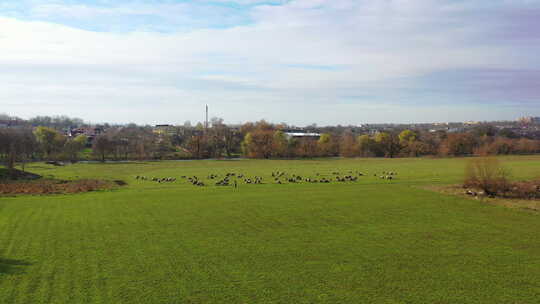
[68,126,104,145]
[448,127,465,133]
[518,116,540,124]
[69,127,103,137]
[284,131,321,140]
[153,124,177,136]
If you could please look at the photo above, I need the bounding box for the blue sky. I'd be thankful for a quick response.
[1,0,539,125]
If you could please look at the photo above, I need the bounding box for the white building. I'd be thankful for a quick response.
[284,132,321,139]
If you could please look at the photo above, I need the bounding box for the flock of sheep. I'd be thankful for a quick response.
[135,176,176,183]
[377,171,398,180]
[135,170,398,187]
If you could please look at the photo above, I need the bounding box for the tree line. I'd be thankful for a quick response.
[240,121,540,158]
[1,117,540,175]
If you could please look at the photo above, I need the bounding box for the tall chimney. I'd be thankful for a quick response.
[205,105,209,131]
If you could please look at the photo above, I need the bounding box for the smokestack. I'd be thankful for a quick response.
[205,104,208,130]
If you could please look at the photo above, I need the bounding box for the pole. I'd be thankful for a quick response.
[205,105,208,131]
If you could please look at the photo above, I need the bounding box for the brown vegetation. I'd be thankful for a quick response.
[463,157,540,199]
[0,179,120,195]
[464,157,511,196]
[426,184,540,213]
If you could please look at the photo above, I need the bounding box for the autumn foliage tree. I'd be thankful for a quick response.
[339,132,357,157]
[375,132,401,158]
[439,133,477,156]
[357,134,376,157]
[317,133,338,157]
[296,138,318,157]
[242,121,275,158]
[272,130,289,157]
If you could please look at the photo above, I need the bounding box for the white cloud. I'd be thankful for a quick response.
[1,0,539,124]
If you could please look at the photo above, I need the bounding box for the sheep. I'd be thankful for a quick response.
[465,190,477,196]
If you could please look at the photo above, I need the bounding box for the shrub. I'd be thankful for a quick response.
[508,180,540,199]
[464,157,511,196]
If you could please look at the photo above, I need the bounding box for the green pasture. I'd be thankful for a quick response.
[0,156,539,303]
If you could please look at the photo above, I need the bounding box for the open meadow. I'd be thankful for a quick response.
[1,156,539,303]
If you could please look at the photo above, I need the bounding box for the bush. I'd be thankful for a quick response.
[507,180,540,199]
[464,157,540,199]
[464,157,511,196]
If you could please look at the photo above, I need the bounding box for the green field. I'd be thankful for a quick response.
[1,156,539,303]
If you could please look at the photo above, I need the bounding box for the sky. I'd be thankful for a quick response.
[1,0,539,125]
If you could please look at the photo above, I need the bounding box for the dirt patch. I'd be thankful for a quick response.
[424,184,540,213]
[0,179,124,196]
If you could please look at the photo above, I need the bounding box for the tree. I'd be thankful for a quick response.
[186,132,207,159]
[406,140,430,157]
[29,115,84,129]
[375,132,401,158]
[357,134,375,157]
[223,127,240,158]
[241,121,275,158]
[64,135,87,162]
[515,138,540,154]
[241,132,253,157]
[296,138,318,157]
[339,133,357,157]
[439,133,477,156]
[33,126,66,159]
[92,135,114,162]
[398,130,420,157]
[208,117,228,158]
[17,129,38,172]
[272,130,288,157]
[399,130,417,145]
[318,133,338,157]
[242,130,274,158]
[0,128,37,176]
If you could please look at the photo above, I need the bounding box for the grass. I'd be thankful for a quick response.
[0,156,539,303]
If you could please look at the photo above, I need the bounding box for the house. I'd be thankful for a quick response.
[284,130,321,140]
[153,124,177,136]
[68,126,104,145]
